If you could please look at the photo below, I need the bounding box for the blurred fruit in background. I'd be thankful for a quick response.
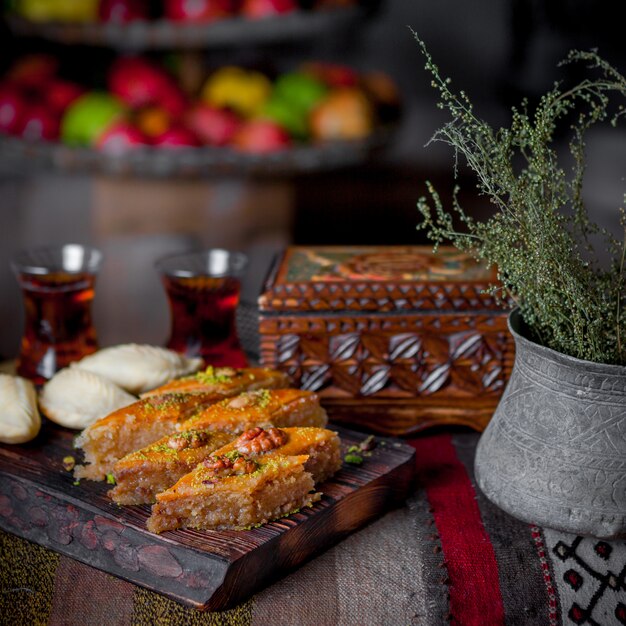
[17,102,60,141]
[135,106,171,138]
[96,121,148,153]
[61,92,127,145]
[108,57,187,116]
[310,88,374,140]
[301,62,359,88]
[0,85,25,134]
[185,104,241,146]
[9,0,360,23]
[201,67,271,118]
[98,0,149,22]
[273,72,327,114]
[46,80,86,114]
[233,119,291,152]
[241,0,297,20]
[15,0,100,22]
[0,52,400,153]
[152,125,200,147]
[164,0,234,22]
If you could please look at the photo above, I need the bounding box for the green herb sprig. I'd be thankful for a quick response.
[413,32,626,365]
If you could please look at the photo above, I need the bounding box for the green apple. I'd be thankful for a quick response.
[61,92,127,146]
[261,96,309,140]
[273,73,328,114]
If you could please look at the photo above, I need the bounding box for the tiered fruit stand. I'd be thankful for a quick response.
[1,1,395,177]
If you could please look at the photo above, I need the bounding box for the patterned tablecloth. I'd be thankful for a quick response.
[1,432,624,626]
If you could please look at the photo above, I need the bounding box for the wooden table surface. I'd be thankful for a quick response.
[3,431,622,626]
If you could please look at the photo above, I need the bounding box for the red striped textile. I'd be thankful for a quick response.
[409,434,505,626]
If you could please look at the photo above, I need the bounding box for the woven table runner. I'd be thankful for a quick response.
[1,433,624,625]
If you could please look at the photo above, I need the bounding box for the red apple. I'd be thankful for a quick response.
[186,104,240,146]
[46,80,86,114]
[0,84,26,134]
[233,119,291,153]
[108,57,187,116]
[97,122,148,154]
[18,104,60,142]
[158,87,188,117]
[241,0,297,19]
[7,55,59,89]
[164,0,233,21]
[302,62,359,88]
[99,0,149,22]
[152,125,200,147]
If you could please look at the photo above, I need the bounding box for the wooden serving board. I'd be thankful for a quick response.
[0,422,415,611]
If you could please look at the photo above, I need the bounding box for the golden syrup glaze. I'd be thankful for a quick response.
[114,426,336,480]
[140,367,290,398]
[156,454,311,501]
[115,429,235,469]
[77,392,223,441]
[214,427,339,459]
[178,389,325,432]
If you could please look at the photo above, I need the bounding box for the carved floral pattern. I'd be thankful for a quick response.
[260,314,513,399]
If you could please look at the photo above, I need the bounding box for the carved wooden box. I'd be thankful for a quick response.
[258,246,514,435]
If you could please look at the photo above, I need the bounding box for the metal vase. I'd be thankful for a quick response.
[475,309,626,538]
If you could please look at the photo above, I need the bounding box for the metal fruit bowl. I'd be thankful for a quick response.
[5,7,367,51]
[0,127,394,178]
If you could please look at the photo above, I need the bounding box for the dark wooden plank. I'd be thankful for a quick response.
[0,421,415,611]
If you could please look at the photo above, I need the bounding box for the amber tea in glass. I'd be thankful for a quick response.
[156,250,248,368]
[12,245,102,384]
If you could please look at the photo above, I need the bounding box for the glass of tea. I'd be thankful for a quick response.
[155,249,248,368]
[11,244,103,384]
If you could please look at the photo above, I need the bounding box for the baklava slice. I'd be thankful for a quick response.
[108,429,235,505]
[147,454,320,534]
[140,366,290,398]
[74,392,220,481]
[74,370,292,481]
[178,388,328,433]
[109,426,340,505]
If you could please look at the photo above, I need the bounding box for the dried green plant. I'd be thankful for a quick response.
[413,33,626,365]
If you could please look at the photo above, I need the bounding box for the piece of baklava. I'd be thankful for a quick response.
[74,368,290,481]
[109,429,235,505]
[74,392,220,481]
[109,426,340,505]
[140,366,290,398]
[177,388,328,433]
[146,454,320,534]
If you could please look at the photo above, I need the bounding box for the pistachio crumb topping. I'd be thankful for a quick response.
[344,453,364,465]
[191,365,236,385]
[148,393,188,412]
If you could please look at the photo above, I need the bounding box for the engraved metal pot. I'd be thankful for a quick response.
[475,309,626,538]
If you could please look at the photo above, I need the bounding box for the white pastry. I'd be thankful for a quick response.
[72,344,203,394]
[0,374,41,444]
[39,368,136,430]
